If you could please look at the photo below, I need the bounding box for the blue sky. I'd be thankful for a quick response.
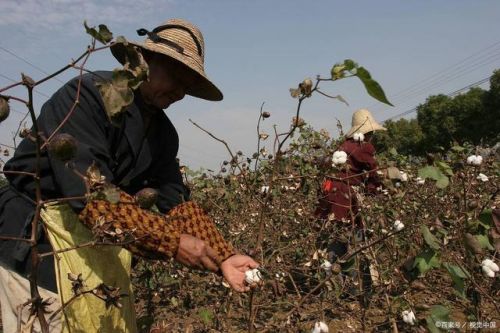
[1,0,499,170]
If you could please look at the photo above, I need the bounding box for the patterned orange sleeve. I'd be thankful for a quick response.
[79,191,235,263]
[166,201,236,264]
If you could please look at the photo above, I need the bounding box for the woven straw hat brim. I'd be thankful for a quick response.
[345,110,386,138]
[111,40,223,101]
[346,122,386,138]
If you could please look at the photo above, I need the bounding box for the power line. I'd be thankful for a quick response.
[383,75,492,122]
[0,45,64,84]
[387,51,500,105]
[369,40,500,111]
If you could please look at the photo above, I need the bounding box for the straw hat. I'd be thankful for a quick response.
[345,109,386,138]
[111,18,223,101]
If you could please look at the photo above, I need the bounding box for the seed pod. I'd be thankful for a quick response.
[300,78,313,96]
[0,96,10,123]
[21,73,35,87]
[464,233,484,255]
[19,128,31,139]
[135,188,158,209]
[331,263,342,275]
[262,111,271,118]
[47,133,78,162]
[221,167,227,173]
[468,200,479,209]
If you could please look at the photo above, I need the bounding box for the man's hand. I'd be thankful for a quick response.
[175,234,219,272]
[220,255,259,292]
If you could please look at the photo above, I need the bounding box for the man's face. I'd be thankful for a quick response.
[140,53,197,109]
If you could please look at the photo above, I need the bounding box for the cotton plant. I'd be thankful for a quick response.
[320,260,332,272]
[393,220,405,232]
[332,151,347,166]
[415,177,425,185]
[245,268,263,285]
[311,321,329,333]
[467,155,483,166]
[481,259,499,278]
[402,310,417,325]
[399,171,408,182]
[353,132,365,142]
[476,173,489,182]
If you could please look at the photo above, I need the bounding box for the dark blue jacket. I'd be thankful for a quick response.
[0,71,190,291]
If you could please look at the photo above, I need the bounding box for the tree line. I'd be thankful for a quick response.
[374,69,500,155]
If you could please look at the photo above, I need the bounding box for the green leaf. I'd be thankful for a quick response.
[418,166,449,188]
[84,21,113,44]
[96,69,134,120]
[355,67,393,106]
[426,305,450,333]
[413,248,440,274]
[450,145,465,152]
[97,24,113,43]
[198,308,214,326]
[343,59,357,71]
[479,210,493,228]
[418,166,441,179]
[421,225,441,250]
[436,161,453,177]
[476,234,494,250]
[443,263,469,298]
[331,63,346,80]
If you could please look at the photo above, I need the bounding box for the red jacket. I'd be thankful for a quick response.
[315,139,381,222]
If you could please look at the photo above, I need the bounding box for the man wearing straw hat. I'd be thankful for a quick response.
[0,19,258,332]
[315,108,386,300]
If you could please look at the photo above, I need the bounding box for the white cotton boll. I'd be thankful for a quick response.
[489,262,499,272]
[399,171,408,182]
[321,260,332,272]
[332,151,347,166]
[476,173,489,182]
[467,155,483,166]
[260,185,269,194]
[353,132,365,142]
[482,259,499,272]
[482,265,495,278]
[415,177,425,185]
[402,310,416,325]
[393,220,405,231]
[312,321,329,333]
[244,269,262,284]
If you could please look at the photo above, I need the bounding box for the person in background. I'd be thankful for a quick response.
[315,108,386,300]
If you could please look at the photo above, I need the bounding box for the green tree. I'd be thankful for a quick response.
[416,94,455,152]
[374,118,424,155]
[482,70,500,144]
